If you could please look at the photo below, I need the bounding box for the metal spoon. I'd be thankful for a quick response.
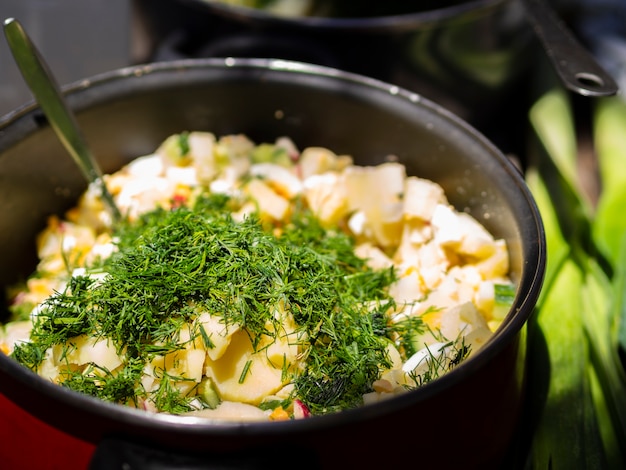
[522,0,619,97]
[3,17,122,222]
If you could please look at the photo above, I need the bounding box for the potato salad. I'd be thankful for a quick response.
[0,132,514,421]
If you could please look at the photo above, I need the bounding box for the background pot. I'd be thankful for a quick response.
[136,0,617,158]
[0,58,545,469]
[137,0,534,155]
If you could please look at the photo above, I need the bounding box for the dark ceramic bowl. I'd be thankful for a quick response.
[0,58,545,469]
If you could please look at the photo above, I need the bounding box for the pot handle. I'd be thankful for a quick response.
[521,0,619,97]
[88,436,322,470]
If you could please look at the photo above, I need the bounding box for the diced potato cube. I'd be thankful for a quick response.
[367,203,404,248]
[388,266,423,304]
[115,175,175,220]
[432,206,499,260]
[185,132,217,181]
[148,349,202,394]
[418,267,480,315]
[215,134,255,161]
[38,348,60,382]
[84,233,117,266]
[0,321,32,355]
[384,342,404,370]
[243,178,290,222]
[250,163,303,199]
[393,220,433,266]
[64,335,123,373]
[298,147,340,180]
[457,213,498,258]
[189,132,216,162]
[344,162,406,209]
[196,312,240,361]
[37,218,97,262]
[347,210,369,237]
[343,162,406,247]
[264,304,301,369]
[354,242,394,270]
[416,240,450,290]
[463,326,493,353]
[165,166,199,187]
[126,154,164,178]
[403,176,448,221]
[204,329,288,405]
[438,302,489,342]
[475,280,496,319]
[184,349,207,383]
[372,379,394,393]
[473,239,510,279]
[303,172,350,226]
[402,341,449,374]
[431,204,463,247]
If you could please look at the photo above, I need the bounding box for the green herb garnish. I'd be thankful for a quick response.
[12,192,400,414]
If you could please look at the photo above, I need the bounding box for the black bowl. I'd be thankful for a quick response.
[0,58,545,469]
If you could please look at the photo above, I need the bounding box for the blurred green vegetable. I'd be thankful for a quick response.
[591,97,626,358]
[522,78,626,469]
[592,97,626,265]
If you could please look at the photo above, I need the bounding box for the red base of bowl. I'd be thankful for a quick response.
[0,393,94,469]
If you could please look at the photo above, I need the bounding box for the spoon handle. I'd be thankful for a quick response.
[522,0,619,97]
[3,17,121,222]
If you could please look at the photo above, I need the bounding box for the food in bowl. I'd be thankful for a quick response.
[0,130,514,421]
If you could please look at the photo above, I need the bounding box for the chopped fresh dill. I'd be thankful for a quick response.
[239,360,253,384]
[60,358,144,405]
[152,372,197,414]
[11,191,399,414]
